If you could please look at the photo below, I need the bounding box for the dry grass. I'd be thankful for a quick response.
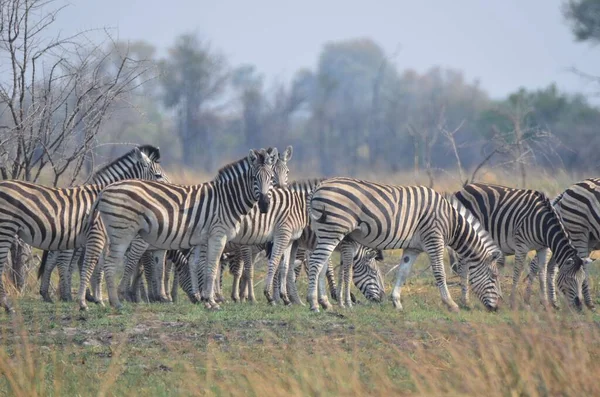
[0,167,599,396]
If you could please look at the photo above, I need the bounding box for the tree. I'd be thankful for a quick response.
[231,65,265,148]
[159,33,228,171]
[0,0,153,290]
[563,0,600,44]
[0,0,153,187]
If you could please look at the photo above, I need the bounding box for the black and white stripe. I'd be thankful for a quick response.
[78,148,278,310]
[0,145,166,312]
[451,183,589,309]
[306,178,501,312]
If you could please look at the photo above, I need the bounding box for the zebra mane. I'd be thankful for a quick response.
[214,156,251,182]
[288,178,326,193]
[535,190,572,242]
[138,145,161,162]
[93,145,160,178]
[444,193,498,254]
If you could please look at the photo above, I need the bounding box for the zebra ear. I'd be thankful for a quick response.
[132,147,150,163]
[280,145,293,162]
[267,147,278,164]
[248,149,259,165]
[583,257,593,266]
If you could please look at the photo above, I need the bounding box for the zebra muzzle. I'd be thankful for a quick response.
[258,194,270,214]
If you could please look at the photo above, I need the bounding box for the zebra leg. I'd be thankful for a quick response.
[510,248,529,310]
[90,263,104,305]
[286,241,304,306]
[103,239,134,310]
[151,250,170,303]
[39,250,59,303]
[77,227,106,311]
[202,235,227,310]
[546,258,560,309]
[457,258,471,309]
[57,250,77,302]
[392,249,420,311]
[524,248,549,308]
[229,249,243,302]
[278,245,294,305]
[326,258,338,302]
[428,242,459,312]
[307,238,342,312]
[264,234,292,305]
[339,241,355,308]
[164,258,173,302]
[582,266,595,311]
[0,230,17,313]
[130,260,145,303]
[171,266,179,303]
[215,259,226,304]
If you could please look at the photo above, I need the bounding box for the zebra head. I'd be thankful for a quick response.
[136,145,170,182]
[273,145,293,188]
[556,255,592,309]
[248,147,278,214]
[467,250,502,312]
[352,246,385,302]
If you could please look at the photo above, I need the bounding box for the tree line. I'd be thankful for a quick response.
[2,0,600,191]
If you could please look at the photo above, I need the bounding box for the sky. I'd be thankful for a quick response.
[53,0,600,101]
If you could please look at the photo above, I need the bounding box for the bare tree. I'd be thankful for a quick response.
[0,0,154,291]
[0,0,154,187]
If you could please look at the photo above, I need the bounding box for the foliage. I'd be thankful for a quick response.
[563,0,600,44]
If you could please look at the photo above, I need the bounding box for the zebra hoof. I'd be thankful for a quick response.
[448,305,460,313]
[79,305,89,312]
[41,296,54,304]
[269,301,276,306]
[310,306,320,313]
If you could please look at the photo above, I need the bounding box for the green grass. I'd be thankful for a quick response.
[1,251,600,396]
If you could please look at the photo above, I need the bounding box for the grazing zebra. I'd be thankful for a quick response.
[272,238,386,306]
[306,178,502,313]
[450,183,591,309]
[526,179,600,310]
[118,146,295,304]
[79,148,278,310]
[0,145,166,312]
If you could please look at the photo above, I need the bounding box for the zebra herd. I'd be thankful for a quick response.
[0,144,597,314]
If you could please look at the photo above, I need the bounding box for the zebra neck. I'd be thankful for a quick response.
[214,174,256,223]
[90,166,137,188]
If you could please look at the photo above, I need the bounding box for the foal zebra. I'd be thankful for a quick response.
[0,145,166,312]
[81,148,278,310]
[450,183,590,309]
[306,178,502,312]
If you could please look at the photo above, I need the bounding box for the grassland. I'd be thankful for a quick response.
[1,169,599,396]
[1,249,600,397]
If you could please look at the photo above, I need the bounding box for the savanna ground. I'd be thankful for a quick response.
[1,169,600,396]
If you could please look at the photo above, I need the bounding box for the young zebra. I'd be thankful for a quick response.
[528,178,600,310]
[118,146,295,304]
[0,146,166,312]
[79,148,278,310]
[272,237,386,306]
[306,178,502,313]
[450,183,591,310]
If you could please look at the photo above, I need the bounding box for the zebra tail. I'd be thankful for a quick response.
[37,250,49,280]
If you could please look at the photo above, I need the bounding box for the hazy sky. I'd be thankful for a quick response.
[55,0,600,101]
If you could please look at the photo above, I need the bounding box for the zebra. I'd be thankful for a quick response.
[0,145,166,312]
[450,183,591,310]
[271,237,386,306]
[524,178,600,310]
[117,146,294,304]
[79,147,278,311]
[306,178,502,313]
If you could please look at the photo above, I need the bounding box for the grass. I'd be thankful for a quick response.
[1,168,599,396]
[1,250,600,396]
